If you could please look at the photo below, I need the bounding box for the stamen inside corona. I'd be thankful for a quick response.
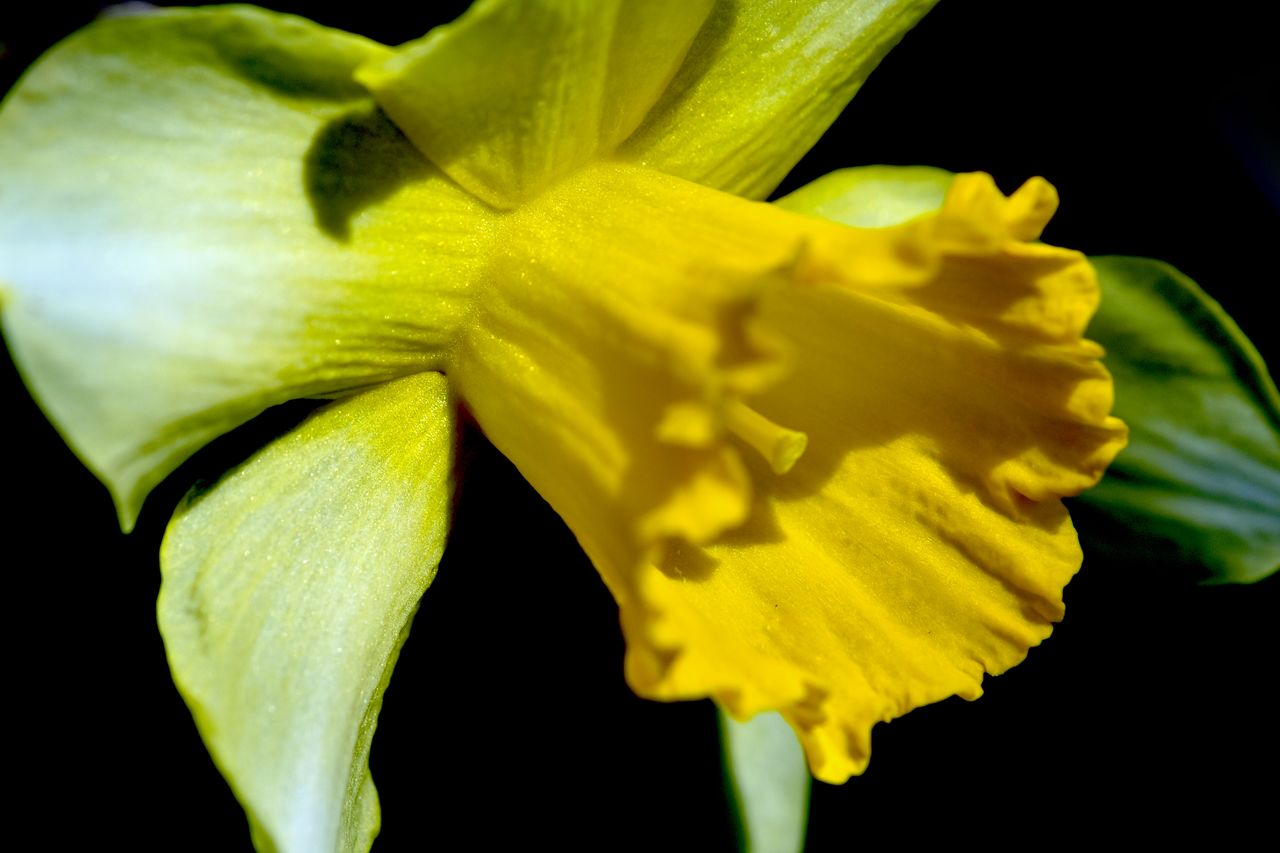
[726,400,808,474]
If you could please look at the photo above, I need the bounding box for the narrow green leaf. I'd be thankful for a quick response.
[1077,256,1280,583]
[719,709,810,853]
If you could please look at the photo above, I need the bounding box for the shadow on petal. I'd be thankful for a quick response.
[305,105,431,240]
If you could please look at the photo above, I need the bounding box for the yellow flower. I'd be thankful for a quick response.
[0,2,1126,851]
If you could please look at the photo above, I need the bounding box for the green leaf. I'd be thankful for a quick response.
[1077,257,1280,583]
[0,6,490,528]
[158,372,456,853]
[720,709,810,853]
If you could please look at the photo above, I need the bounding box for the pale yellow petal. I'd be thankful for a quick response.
[356,0,714,208]
[621,0,940,199]
[774,164,954,227]
[0,7,493,527]
[159,372,455,853]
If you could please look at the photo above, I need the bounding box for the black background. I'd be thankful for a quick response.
[3,2,1277,849]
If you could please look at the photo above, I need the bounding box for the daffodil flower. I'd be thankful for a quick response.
[0,2,1128,850]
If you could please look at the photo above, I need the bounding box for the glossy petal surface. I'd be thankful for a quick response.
[0,7,491,526]
[159,372,456,853]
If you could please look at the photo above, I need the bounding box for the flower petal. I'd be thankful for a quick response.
[356,0,715,208]
[619,170,1127,782]
[620,0,939,199]
[0,7,492,527]
[774,164,952,227]
[452,165,772,583]
[451,162,949,593]
[158,372,455,853]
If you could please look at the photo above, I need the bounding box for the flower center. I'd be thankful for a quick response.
[442,161,940,578]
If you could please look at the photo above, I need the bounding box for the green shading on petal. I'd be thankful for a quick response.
[621,0,939,200]
[720,709,809,853]
[774,164,952,225]
[158,372,456,853]
[0,6,492,528]
[357,0,714,208]
[1077,257,1280,583]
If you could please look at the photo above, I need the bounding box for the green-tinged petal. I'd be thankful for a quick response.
[158,372,455,853]
[775,164,952,226]
[1077,257,1280,583]
[0,7,492,528]
[356,0,714,208]
[720,709,809,853]
[621,0,939,199]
